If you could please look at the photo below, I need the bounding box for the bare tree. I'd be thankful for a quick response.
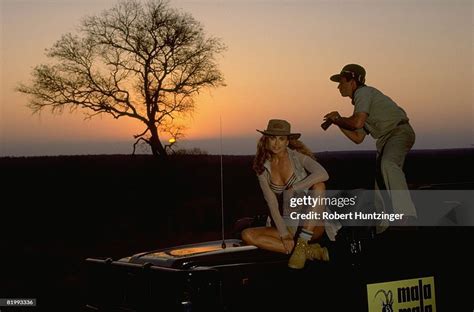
[18,0,225,158]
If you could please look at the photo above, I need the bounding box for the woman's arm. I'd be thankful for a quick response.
[291,154,329,191]
[257,174,290,238]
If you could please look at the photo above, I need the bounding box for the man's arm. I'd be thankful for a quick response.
[339,127,366,144]
[332,112,368,130]
[323,111,368,143]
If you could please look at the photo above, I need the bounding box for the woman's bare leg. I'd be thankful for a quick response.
[241,226,289,254]
[303,182,326,240]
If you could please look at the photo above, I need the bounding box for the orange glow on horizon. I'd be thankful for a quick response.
[1,0,472,155]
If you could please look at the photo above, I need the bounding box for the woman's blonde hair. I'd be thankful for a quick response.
[252,135,315,175]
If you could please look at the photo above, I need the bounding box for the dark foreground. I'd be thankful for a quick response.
[85,227,473,312]
[1,148,473,311]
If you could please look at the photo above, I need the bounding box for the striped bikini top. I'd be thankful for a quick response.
[269,173,297,194]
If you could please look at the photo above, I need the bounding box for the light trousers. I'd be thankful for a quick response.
[374,123,417,217]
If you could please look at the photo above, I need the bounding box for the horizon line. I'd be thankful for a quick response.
[1,147,472,159]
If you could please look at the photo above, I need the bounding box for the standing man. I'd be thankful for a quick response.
[323,64,417,225]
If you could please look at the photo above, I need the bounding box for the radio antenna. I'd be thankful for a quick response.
[220,115,226,249]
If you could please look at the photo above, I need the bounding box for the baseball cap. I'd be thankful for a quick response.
[330,64,366,84]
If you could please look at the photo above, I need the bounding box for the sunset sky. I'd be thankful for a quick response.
[1,0,472,156]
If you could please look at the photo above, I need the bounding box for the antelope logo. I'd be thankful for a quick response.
[374,289,393,312]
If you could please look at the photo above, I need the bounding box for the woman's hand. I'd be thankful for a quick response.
[281,235,295,254]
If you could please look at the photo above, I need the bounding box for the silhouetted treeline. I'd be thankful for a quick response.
[1,148,472,246]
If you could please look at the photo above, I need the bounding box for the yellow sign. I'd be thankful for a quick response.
[367,276,436,312]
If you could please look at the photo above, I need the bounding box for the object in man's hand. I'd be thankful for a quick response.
[321,119,333,131]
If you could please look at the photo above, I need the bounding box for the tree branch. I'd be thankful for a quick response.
[18,0,226,158]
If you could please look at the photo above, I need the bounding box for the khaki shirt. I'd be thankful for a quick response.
[354,86,409,142]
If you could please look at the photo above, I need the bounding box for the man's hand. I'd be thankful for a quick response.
[324,111,341,122]
[322,111,341,130]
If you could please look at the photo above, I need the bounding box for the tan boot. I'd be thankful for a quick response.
[306,243,330,262]
[288,238,308,269]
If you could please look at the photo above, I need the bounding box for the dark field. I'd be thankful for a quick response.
[1,148,473,311]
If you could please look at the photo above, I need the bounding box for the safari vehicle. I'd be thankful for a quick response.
[84,148,474,312]
[85,238,286,311]
[84,226,373,312]
[84,206,472,312]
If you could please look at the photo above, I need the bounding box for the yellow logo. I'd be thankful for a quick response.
[367,276,436,312]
